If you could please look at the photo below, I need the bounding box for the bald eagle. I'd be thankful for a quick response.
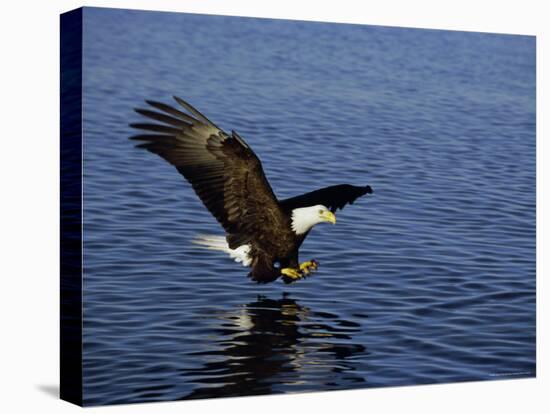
[130,97,373,284]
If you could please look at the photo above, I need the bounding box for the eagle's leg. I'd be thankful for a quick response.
[299,259,319,275]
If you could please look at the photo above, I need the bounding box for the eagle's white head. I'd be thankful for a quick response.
[291,204,336,235]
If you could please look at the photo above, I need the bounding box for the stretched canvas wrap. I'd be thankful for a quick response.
[60,7,536,407]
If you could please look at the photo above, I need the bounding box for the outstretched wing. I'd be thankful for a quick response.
[279,184,373,213]
[130,96,284,249]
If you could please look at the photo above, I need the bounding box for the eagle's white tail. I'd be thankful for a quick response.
[192,235,252,267]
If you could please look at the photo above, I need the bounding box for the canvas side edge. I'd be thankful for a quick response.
[60,7,83,407]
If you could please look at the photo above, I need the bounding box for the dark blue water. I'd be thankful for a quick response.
[81,7,536,406]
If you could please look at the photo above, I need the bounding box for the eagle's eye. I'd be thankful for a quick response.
[318,209,324,214]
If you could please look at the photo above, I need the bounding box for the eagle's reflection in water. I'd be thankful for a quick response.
[181,294,367,399]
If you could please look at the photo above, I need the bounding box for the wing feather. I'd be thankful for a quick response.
[145,100,198,124]
[134,109,191,128]
[173,95,218,127]
[279,184,373,213]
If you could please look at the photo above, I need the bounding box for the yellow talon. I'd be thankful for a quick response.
[299,259,319,275]
[281,268,302,279]
[282,260,319,283]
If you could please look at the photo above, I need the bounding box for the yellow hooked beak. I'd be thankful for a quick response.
[320,210,336,224]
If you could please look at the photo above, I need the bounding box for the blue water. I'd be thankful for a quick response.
[81,7,536,406]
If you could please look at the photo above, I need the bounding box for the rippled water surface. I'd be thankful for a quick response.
[81,8,536,406]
